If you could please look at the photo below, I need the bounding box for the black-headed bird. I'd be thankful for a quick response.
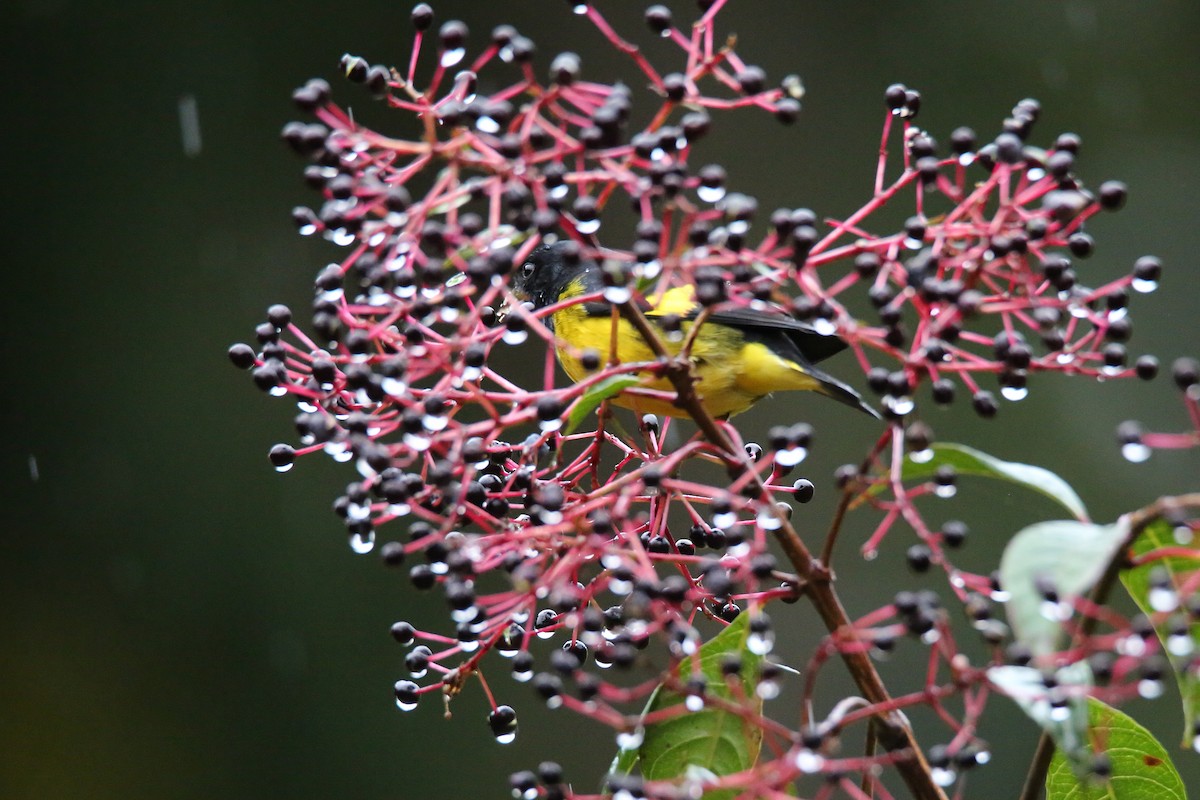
[511,242,880,420]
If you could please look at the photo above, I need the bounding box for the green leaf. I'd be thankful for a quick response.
[989,662,1094,777]
[1000,519,1129,658]
[899,442,1088,521]
[565,375,641,434]
[637,612,764,800]
[1046,697,1186,800]
[1120,517,1200,749]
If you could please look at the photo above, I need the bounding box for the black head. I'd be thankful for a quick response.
[511,242,591,309]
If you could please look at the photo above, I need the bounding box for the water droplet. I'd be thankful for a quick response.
[1026,167,1046,181]
[991,588,1011,603]
[459,639,480,653]
[795,750,824,773]
[299,223,318,236]
[935,484,957,499]
[904,236,923,250]
[576,218,601,235]
[1048,704,1071,722]
[728,220,749,236]
[1174,526,1194,545]
[932,767,957,787]
[440,48,466,68]
[713,511,737,530]
[494,730,516,744]
[349,529,375,554]
[608,578,631,596]
[395,697,418,711]
[538,418,563,433]
[747,631,775,655]
[388,503,411,518]
[403,432,431,451]
[697,185,725,203]
[331,229,356,247]
[1168,633,1194,657]
[268,385,288,398]
[382,377,406,396]
[957,153,975,167]
[685,694,705,712]
[297,400,318,413]
[1001,386,1029,401]
[549,184,569,200]
[502,329,528,345]
[1138,679,1164,699]
[862,549,878,561]
[476,116,500,134]
[889,396,916,415]
[423,414,449,432]
[910,448,933,464]
[1149,586,1178,612]
[777,443,806,470]
[756,508,782,530]
[756,679,780,700]
[1039,600,1071,622]
[921,629,941,645]
[348,502,372,521]
[571,3,587,14]
[616,729,644,749]
[1132,278,1158,293]
[1121,442,1151,463]
[1117,634,1147,657]
[274,462,294,473]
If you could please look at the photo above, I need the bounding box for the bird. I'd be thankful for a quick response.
[510,242,880,420]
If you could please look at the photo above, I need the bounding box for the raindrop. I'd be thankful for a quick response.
[459,639,480,653]
[1001,386,1029,401]
[423,414,449,432]
[476,116,500,134]
[331,229,356,247]
[268,385,288,398]
[1149,586,1178,613]
[712,511,737,529]
[1121,442,1151,463]
[747,631,775,656]
[576,218,601,235]
[494,729,516,744]
[935,484,957,499]
[616,729,644,750]
[395,697,418,712]
[795,750,824,773]
[1168,633,1194,657]
[382,377,406,396]
[388,503,411,518]
[403,432,431,451]
[957,153,975,167]
[538,418,564,433]
[349,529,376,554]
[775,447,807,467]
[1026,167,1046,181]
[685,695,705,712]
[274,462,294,474]
[1132,278,1158,293]
[298,223,318,236]
[697,185,725,203]
[297,400,318,413]
[549,184,569,200]
[756,679,780,700]
[502,329,529,345]
[348,502,372,521]
[910,448,934,464]
[756,508,782,530]
[440,48,466,68]
[1048,704,1071,722]
[728,220,749,236]
[1138,679,1164,699]
[932,768,957,788]
[889,396,916,415]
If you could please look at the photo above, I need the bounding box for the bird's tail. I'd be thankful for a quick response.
[806,364,882,419]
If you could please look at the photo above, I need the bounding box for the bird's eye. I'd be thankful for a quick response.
[521,262,536,278]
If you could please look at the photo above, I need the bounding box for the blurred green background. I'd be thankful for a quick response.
[4,1,1198,797]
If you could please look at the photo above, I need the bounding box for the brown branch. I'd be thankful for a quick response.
[1018,492,1200,800]
[618,301,949,800]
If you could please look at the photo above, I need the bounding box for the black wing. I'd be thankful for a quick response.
[648,304,849,365]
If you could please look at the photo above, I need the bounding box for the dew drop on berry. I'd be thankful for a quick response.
[349,529,376,554]
[1121,442,1151,463]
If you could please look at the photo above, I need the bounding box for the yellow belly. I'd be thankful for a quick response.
[551,305,820,419]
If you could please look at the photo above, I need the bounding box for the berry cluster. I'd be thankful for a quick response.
[230,2,1181,797]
